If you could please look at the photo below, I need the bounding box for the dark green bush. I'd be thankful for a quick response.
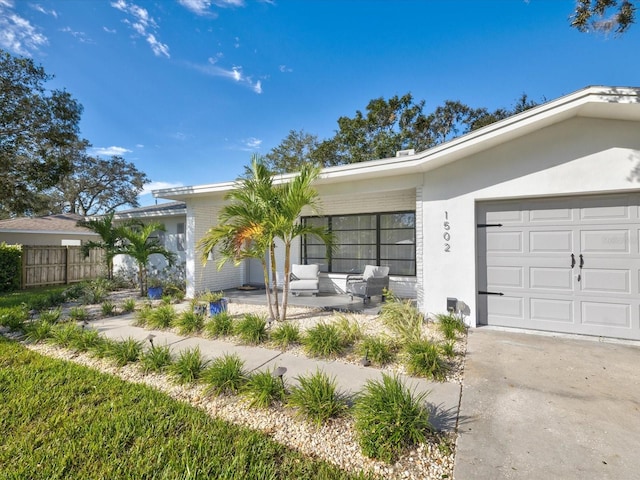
[0,243,21,292]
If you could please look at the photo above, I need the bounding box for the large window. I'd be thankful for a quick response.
[302,211,415,276]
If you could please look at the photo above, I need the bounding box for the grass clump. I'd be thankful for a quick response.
[24,319,54,343]
[68,306,88,321]
[48,322,82,348]
[303,322,344,358]
[405,339,449,381]
[0,338,369,480]
[88,337,118,359]
[169,347,208,384]
[435,312,467,340]
[107,337,143,366]
[242,369,286,408]
[147,304,177,329]
[69,328,103,353]
[235,313,268,345]
[440,340,457,358]
[173,310,205,335]
[140,344,173,373]
[380,291,424,344]
[0,305,29,331]
[356,335,396,367]
[121,297,137,313]
[270,322,301,349]
[335,314,363,347]
[204,353,247,396]
[134,303,153,327]
[101,301,117,317]
[288,370,348,426]
[39,307,62,324]
[354,373,432,463]
[204,312,234,337]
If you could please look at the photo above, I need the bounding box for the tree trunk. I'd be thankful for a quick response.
[261,257,276,322]
[269,243,280,321]
[138,264,145,297]
[280,240,291,322]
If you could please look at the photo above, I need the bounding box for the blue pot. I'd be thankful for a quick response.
[148,286,163,300]
[209,298,228,315]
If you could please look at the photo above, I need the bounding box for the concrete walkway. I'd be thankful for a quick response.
[90,313,461,432]
[454,328,640,480]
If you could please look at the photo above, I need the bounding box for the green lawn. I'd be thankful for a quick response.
[0,285,68,309]
[0,337,372,480]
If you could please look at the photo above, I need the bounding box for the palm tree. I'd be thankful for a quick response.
[198,156,333,322]
[77,212,121,279]
[197,156,279,321]
[116,220,176,297]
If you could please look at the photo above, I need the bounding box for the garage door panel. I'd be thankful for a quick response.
[581,301,630,328]
[581,269,630,294]
[487,295,523,319]
[530,298,573,323]
[478,193,640,340]
[580,230,629,253]
[529,207,573,222]
[530,231,573,253]
[530,267,573,291]
[487,266,523,288]
[486,231,522,253]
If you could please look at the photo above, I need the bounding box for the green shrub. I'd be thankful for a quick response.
[173,311,204,335]
[49,323,82,348]
[147,305,177,329]
[380,292,424,344]
[39,308,62,324]
[204,312,234,337]
[169,347,208,384]
[106,338,143,366]
[24,319,54,343]
[204,354,247,396]
[79,281,108,305]
[287,370,348,426]
[134,304,153,327]
[270,322,301,349]
[63,283,86,300]
[0,243,21,292]
[242,369,286,408]
[101,301,117,316]
[405,340,449,381]
[356,335,396,367]
[303,322,344,358]
[68,306,88,321]
[354,373,432,463]
[140,344,173,373]
[435,313,467,340]
[335,314,363,346]
[69,328,103,353]
[121,298,137,313]
[0,305,29,331]
[88,337,118,359]
[440,340,456,358]
[235,313,268,345]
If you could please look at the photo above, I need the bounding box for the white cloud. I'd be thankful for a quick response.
[110,0,169,58]
[60,26,91,43]
[31,4,58,18]
[0,1,47,56]
[279,64,292,73]
[178,0,245,15]
[242,137,262,150]
[103,26,117,34]
[189,61,263,94]
[140,181,184,196]
[135,144,144,148]
[91,146,132,156]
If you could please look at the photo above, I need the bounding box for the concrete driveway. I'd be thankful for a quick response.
[454,328,640,479]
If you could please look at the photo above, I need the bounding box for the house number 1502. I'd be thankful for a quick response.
[444,211,451,252]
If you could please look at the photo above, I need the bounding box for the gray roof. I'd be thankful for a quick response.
[0,213,94,234]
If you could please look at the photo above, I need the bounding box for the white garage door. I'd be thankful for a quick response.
[477,194,640,340]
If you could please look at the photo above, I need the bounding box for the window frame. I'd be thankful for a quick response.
[302,211,416,276]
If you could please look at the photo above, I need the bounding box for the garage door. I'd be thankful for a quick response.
[477,194,640,340]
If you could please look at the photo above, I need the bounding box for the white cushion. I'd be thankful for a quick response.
[291,264,319,279]
[362,265,389,280]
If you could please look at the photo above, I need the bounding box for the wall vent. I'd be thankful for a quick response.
[395,149,415,157]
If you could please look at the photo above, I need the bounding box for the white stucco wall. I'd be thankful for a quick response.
[420,117,640,326]
[0,232,98,246]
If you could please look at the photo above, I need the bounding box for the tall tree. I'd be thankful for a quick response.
[572,0,636,33]
[116,221,176,297]
[264,130,319,174]
[48,154,149,215]
[0,49,84,218]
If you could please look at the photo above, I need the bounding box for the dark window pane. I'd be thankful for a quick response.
[305,217,328,228]
[381,229,415,244]
[380,213,415,229]
[332,215,376,230]
[380,245,415,260]
[335,230,376,244]
[381,260,416,276]
[332,259,373,274]
[334,245,376,259]
[305,245,327,258]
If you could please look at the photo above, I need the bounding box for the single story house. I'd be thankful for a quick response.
[154,86,640,341]
[0,213,99,246]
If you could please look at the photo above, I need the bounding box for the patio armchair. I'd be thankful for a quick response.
[346,265,390,304]
[289,264,320,296]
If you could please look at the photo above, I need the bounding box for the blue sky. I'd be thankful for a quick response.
[2,0,640,206]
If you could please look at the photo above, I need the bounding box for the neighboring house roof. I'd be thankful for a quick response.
[114,201,186,220]
[0,213,96,235]
[153,85,640,201]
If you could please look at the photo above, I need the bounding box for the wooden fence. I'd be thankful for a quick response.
[22,246,105,288]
